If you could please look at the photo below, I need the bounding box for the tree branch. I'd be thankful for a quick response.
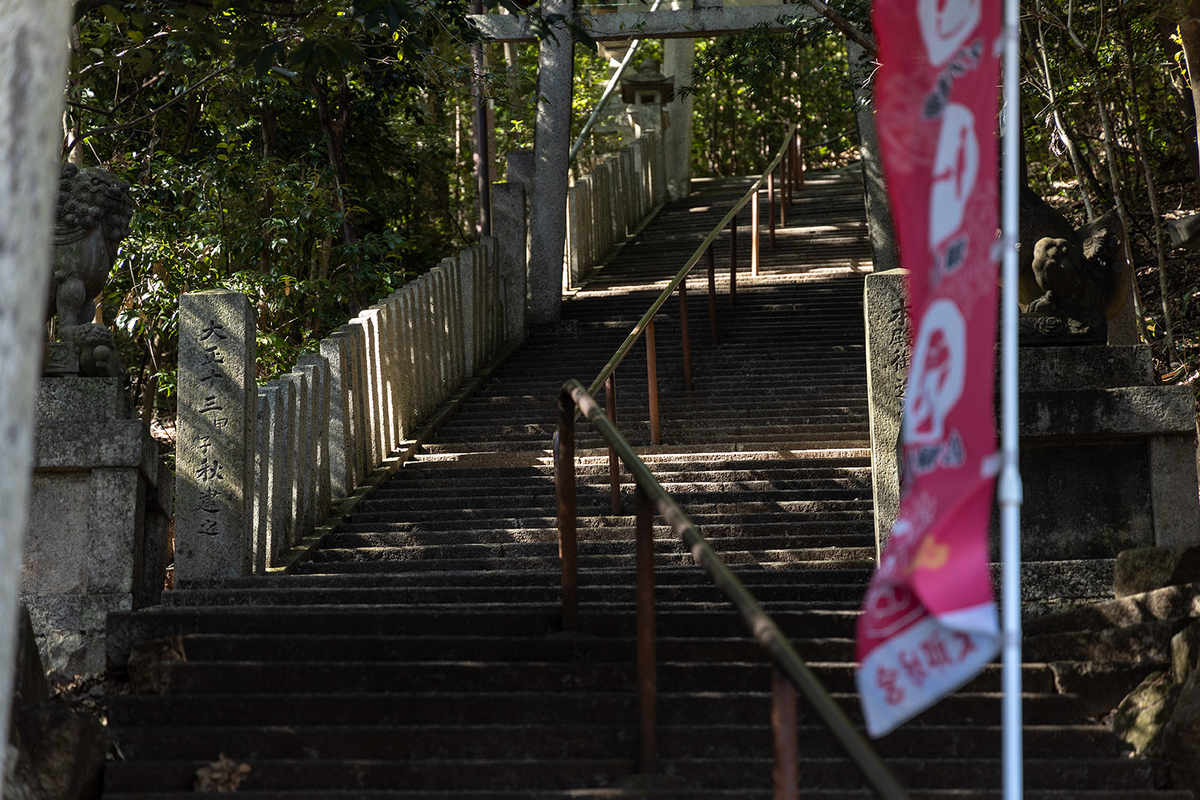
[801,0,876,58]
[68,64,231,148]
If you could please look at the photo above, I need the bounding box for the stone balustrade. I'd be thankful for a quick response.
[173,129,664,584]
[565,128,665,289]
[175,240,517,583]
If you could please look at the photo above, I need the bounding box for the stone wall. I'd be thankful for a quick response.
[864,270,1200,581]
[23,377,172,675]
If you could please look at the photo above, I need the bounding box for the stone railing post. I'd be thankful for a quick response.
[177,291,257,582]
[493,180,528,344]
[261,379,294,567]
[281,370,313,545]
[320,333,354,500]
[297,354,332,524]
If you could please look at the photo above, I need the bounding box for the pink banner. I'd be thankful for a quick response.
[856,0,1003,738]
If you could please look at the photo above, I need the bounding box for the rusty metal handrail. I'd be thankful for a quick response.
[583,122,801,406]
[555,378,910,800]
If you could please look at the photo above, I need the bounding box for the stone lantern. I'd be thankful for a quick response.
[620,59,675,106]
[620,60,673,137]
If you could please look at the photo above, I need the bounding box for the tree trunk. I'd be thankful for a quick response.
[1095,92,1150,346]
[0,2,72,786]
[1157,12,1200,194]
[1180,1,1200,204]
[1121,11,1177,364]
[309,76,359,247]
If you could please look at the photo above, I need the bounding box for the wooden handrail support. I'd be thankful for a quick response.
[555,379,912,800]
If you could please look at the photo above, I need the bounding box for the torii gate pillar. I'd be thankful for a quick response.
[527,0,575,325]
[662,37,695,200]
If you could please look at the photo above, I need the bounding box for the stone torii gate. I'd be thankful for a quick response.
[468,0,894,324]
[471,1,818,325]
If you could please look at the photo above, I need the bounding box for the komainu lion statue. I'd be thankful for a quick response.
[1016,184,1131,345]
[49,163,133,376]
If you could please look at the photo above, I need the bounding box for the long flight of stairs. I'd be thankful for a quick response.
[103,171,1191,798]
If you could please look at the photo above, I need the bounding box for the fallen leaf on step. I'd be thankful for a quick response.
[193,753,251,792]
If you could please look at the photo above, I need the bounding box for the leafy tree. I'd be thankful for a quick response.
[67,0,489,421]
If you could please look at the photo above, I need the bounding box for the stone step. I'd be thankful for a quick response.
[183,565,876,590]
[107,608,867,665]
[158,580,874,607]
[107,689,1093,729]
[109,722,1118,763]
[356,488,871,510]
[101,792,1196,800]
[320,530,874,550]
[104,756,1166,793]
[299,553,876,574]
[166,633,859,663]
[308,542,875,565]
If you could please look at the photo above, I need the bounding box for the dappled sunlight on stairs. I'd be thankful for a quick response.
[102,169,1191,798]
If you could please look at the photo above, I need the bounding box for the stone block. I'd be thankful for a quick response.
[298,354,332,523]
[373,301,399,454]
[1172,620,1200,684]
[86,468,143,594]
[43,342,81,376]
[24,473,90,595]
[863,270,908,555]
[9,697,106,799]
[350,313,384,465]
[320,333,354,499]
[253,390,271,573]
[1166,669,1200,794]
[1019,386,1195,438]
[506,149,534,196]
[1018,345,1154,390]
[865,273,1200,562]
[262,380,295,566]
[338,323,370,481]
[392,290,416,439]
[36,376,124,421]
[1116,546,1200,598]
[1112,671,1178,756]
[1149,434,1200,548]
[15,605,48,702]
[1003,442,1155,561]
[34,418,156,471]
[176,291,256,582]
[458,255,477,377]
[281,371,312,543]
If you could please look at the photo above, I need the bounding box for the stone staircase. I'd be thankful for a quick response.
[102,171,1190,798]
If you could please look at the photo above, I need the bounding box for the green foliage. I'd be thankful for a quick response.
[684,23,859,178]
[70,0,492,415]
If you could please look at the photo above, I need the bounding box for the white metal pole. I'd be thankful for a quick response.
[1000,0,1024,799]
[568,0,665,165]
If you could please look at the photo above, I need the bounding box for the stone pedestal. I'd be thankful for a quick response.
[865,271,1200,563]
[22,377,172,676]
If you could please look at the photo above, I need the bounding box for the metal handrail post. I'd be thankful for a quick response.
[563,379,911,800]
[679,277,693,391]
[794,133,804,189]
[780,151,789,228]
[645,318,660,445]
[772,665,799,800]
[584,124,795,401]
[768,171,776,249]
[635,482,657,774]
[554,390,579,631]
[707,244,719,345]
[607,375,620,515]
[729,214,738,306]
[752,188,761,277]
